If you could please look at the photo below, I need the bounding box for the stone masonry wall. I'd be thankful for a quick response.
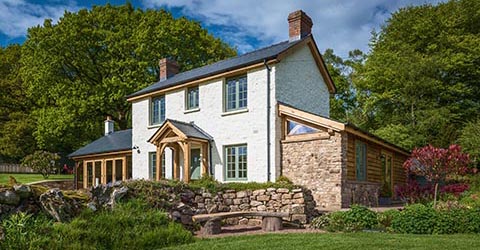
[281,131,345,210]
[176,187,316,225]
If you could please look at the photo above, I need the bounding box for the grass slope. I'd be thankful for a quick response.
[165,233,480,250]
[0,173,73,185]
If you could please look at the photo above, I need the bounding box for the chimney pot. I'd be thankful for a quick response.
[288,10,313,41]
[159,58,179,81]
[105,116,114,136]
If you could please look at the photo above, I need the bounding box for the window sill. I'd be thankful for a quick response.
[221,108,248,117]
[147,124,162,129]
[224,179,248,182]
[184,108,200,114]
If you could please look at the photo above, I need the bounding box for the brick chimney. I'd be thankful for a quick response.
[288,10,313,41]
[104,116,114,136]
[159,58,179,81]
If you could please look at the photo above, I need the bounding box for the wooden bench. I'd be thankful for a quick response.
[192,211,290,235]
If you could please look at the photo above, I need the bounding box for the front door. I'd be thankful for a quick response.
[190,148,201,180]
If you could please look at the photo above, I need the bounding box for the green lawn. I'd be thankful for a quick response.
[165,233,480,250]
[0,173,73,185]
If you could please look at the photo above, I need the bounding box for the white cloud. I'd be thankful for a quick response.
[0,0,79,38]
[142,0,445,57]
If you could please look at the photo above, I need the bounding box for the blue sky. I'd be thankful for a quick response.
[0,0,444,57]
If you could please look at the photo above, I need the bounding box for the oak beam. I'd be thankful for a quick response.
[183,142,191,183]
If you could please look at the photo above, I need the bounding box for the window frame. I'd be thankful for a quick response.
[149,151,165,179]
[224,144,248,181]
[185,86,200,111]
[150,95,166,126]
[224,75,248,112]
[355,140,367,181]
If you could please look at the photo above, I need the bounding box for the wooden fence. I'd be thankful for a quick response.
[0,164,35,173]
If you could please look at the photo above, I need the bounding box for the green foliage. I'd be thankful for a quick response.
[310,205,378,232]
[391,203,480,234]
[0,45,35,162]
[391,204,437,234]
[323,48,365,124]
[20,4,236,154]
[0,213,53,250]
[357,0,480,149]
[377,209,400,230]
[0,200,194,249]
[221,181,297,192]
[21,151,60,179]
[309,213,331,230]
[459,119,480,168]
[45,200,193,249]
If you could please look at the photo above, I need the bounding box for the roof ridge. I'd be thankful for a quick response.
[164,39,291,80]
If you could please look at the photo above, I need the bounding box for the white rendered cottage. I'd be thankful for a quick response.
[70,10,409,210]
[126,10,335,183]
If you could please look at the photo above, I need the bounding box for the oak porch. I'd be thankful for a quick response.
[149,119,211,183]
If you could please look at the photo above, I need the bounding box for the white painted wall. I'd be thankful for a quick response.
[132,66,278,182]
[275,45,330,118]
[131,42,331,183]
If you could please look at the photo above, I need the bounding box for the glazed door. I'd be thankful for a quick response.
[190,148,201,180]
[380,152,393,197]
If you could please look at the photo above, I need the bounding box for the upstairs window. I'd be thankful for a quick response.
[355,141,367,181]
[225,75,247,112]
[150,95,165,125]
[186,86,199,110]
[287,120,319,135]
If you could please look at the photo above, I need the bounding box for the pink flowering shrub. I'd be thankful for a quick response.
[401,145,471,206]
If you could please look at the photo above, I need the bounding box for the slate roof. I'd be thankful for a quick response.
[127,37,307,99]
[68,129,132,158]
[167,119,213,140]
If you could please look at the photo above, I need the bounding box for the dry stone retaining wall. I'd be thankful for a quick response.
[174,187,317,225]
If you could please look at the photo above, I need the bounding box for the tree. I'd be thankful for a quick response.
[358,0,480,149]
[403,144,470,207]
[324,49,365,124]
[21,151,60,179]
[0,45,36,162]
[21,4,236,154]
[459,119,480,169]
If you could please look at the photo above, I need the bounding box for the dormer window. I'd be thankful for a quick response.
[186,86,199,110]
[225,75,247,112]
[150,95,165,125]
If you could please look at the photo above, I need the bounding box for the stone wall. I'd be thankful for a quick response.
[2,180,315,227]
[281,131,346,210]
[174,187,316,225]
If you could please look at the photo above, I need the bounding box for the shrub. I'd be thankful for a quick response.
[310,205,378,232]
[403,144,470,207]
[377,209,400,230]
[459,191,480,208]
[433,208,467,234]
[21,150,60,179]
[310,213,331,230]
[43,199,194,249]
[391,204,437,234]
[464,207,480,233]
[395,180,433,204]
[440,183,470,196]
[0,213,53,250]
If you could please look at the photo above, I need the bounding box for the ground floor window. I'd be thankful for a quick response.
[149,152,165,179]
[225,144,247,181]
